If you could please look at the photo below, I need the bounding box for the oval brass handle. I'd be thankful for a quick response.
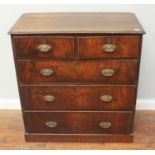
[101,69,114,77]
[100,95,113,102]
[99,121,112,129]
[40,68,54,76]
[43,95,56,102]
[45,121,57,128]
[102,44,116,53]
[37,43,52,53]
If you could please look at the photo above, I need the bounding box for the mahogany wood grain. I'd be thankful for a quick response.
[79,36,141,58]
[9,13,145,34]
[13,36,75,58]
[17,60,138,84]
[24,111,133,134]
[20,85,136,111]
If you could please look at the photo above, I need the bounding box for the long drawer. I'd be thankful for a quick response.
[17,60,138,84]
[24,112,133,134]
[21,85,136,111]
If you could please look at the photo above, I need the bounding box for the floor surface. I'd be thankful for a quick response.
[0,110,155,150]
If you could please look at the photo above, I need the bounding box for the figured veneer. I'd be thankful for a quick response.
[24,112,133,134]
[17,60,138,84]
[21,86,136,111]
[13,36,75,59]
[79,36,141,58]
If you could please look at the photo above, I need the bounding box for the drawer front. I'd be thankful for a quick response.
[24,112,133,134]
[13,36,75,58]
[79,36,140,58]
[21,86,136,110]
[17,60,138,84]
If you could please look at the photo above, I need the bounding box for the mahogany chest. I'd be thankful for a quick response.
[9,13,145,142]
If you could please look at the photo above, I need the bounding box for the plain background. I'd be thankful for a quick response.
[0,4,155,109]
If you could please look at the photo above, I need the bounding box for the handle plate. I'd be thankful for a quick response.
[37,43,52,53]
[101,69,114,77]
[43,95,56,102]
[99,121,112,129]
[45,121,57,128]
[40,68,54,76]
[103,44,116,53]
[100,95,113,102]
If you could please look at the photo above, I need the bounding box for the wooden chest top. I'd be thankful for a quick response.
[9,13,145,34]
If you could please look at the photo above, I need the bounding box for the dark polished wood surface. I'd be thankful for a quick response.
[9,13,145,34]
[24,112,133,134]
[79,36,141,58]
[21,86,136,111]
[13,36,75,58]
[17,60,138,84]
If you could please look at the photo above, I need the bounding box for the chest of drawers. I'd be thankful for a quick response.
[10,13,145,142]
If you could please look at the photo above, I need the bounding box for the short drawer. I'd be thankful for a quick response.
[78,36,141,58]
[24,112,133,134]
[21,86,136,111]
[13,36,75,58]
[17,60,138,84]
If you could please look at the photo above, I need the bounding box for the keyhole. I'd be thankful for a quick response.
[106,38,111,43]
[75,61,80,67]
